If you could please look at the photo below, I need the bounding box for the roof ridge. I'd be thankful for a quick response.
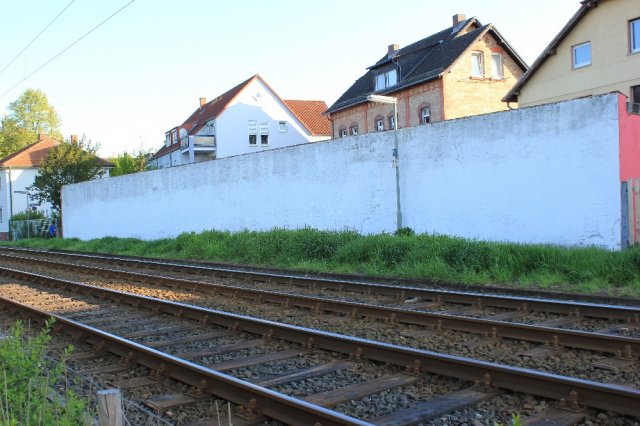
[0,136,59,166]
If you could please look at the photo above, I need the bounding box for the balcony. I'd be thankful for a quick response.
[181,135,216,154]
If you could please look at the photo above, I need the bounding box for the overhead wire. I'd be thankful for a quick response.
[0,0,137,99]
[0,0,78,76]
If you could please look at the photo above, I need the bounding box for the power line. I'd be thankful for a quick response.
[0,0,137,99]
[0,0,78,77]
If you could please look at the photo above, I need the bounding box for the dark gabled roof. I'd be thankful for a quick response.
[503,0,598,103]
[327,18,528,114]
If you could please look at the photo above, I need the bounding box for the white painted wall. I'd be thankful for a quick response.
[63,94,623,249]
[215,78,319,158]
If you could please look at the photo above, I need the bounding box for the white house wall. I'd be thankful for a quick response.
[63,94,622,249]
[0,168,53,233]
[215,78,315,158]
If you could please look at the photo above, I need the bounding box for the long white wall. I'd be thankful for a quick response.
[63,94,623,249]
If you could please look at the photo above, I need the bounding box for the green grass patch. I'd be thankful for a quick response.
[5,228,640,296]
[0,319,90,424]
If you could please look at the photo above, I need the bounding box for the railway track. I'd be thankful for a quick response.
[1,250,639,380]
[2,245,638,308]
[0,266,638,424]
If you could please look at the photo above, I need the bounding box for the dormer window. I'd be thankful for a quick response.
[374,69,398,91]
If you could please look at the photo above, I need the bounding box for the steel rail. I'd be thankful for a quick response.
[0,249,638,322]
[2,253,638,355]
[3,245,639,307]
[1,266,639,418]
[0,296,369,426]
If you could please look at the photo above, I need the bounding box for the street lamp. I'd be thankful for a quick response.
[366,94,402,231]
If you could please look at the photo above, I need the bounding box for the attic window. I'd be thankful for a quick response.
[374,69,398,91]
[248,120,257,145]
[491,53,503,79]
[471,52,484,77]
[260,122,269,145]
[572,42,591,69]
[279,121,288,132]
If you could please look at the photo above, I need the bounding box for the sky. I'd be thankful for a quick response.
[0,0,580,157]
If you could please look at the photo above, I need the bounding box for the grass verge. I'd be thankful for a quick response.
[4,228,640,297]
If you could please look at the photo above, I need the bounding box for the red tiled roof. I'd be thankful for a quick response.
[283,100,332,136]
[150,74,332,161]
[0,134,113,168]
[0,135,58,167]
[182,75,257,135]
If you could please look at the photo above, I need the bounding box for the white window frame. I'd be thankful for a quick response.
[351,126,358,136]
[374,69,398,91]
[631,18,640,53]
[572,42,591,69]
[421,107,430,125]
[471,52,484,77]
[388,116,396,130]
[259,122,269,145]
[339,128,347,138]
[248,120,257,146]
[491,53,503,79]
[376,119,384,131]
[279,121,288,132]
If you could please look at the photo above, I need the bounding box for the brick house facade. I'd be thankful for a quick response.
[326,15,527,138]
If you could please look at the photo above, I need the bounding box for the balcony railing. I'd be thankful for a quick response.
[181,135,216,153]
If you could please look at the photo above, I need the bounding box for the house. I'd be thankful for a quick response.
[149,74,332,168]
[503,0,640,109]
[325,14,527,138]
[0,134,112,240]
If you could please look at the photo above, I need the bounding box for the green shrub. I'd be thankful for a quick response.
[0,319,89,424]
[10,210,47,221]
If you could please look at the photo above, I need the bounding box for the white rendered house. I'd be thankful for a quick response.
[149,74,332,168]
[0,134,112,239]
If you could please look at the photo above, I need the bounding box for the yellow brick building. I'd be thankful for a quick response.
[326,14,527,138]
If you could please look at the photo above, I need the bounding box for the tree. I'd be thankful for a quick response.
[110,149,150,177]
[0,89,62,158]
[30,136,105,213]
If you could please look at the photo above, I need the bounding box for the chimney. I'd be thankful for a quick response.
[70,134,78,144]
[199,97,207,107]
[453,13,466,27]
[387,43,400,58]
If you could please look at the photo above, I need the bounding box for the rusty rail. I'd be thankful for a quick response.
[0,247,638,319]
[0,296,369,426]
[1,252,638,355]
[1,265,639,418]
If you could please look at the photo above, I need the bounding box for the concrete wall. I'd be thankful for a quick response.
[63,93,625,249]
[518,0,640,107]
[619,94,640,182]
